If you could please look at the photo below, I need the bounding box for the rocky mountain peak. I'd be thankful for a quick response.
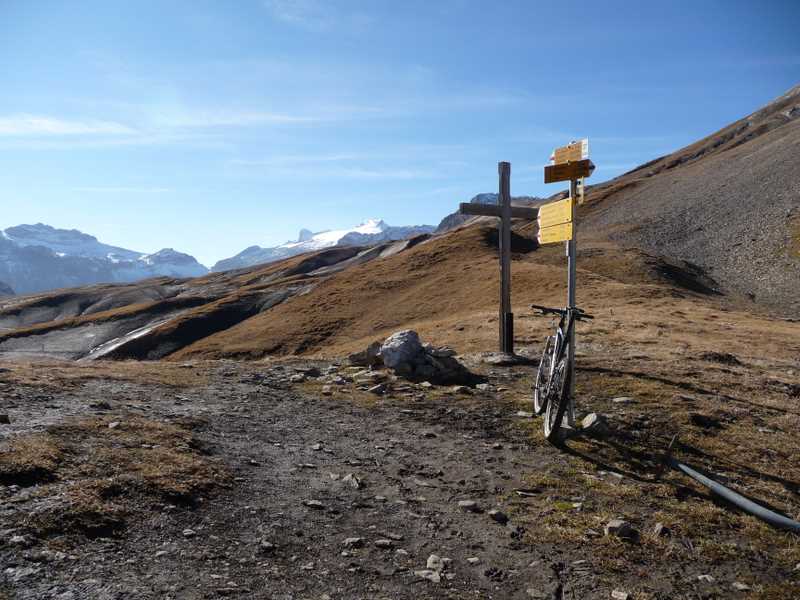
[0,224,208,293]
[5,223,100,245]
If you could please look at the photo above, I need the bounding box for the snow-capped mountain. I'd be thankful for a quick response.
[0,223,208,295]
[3,224,141,262]
[212,219,435,272]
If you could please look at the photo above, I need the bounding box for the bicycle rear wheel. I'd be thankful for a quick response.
[543,353,570,443]
[533,336,554,415]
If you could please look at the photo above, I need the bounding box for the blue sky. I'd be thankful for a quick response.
[0,1,798,266]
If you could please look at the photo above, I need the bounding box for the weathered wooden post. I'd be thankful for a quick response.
[458,162,537,355]
[498,162,513,354]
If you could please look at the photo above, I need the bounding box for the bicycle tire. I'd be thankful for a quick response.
[533,336,555,415]
[543,353,570,443]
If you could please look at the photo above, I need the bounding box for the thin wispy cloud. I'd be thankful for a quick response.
[229,143,475,168]
[153,109,319,128]
[0,131,233,151]
[0,105,323,150]
[72,186,172,193]
[0,114,135,136]
[230,153,365,167]
[336,167,432,180]
[264,0,372,32]
[229,160,438,180]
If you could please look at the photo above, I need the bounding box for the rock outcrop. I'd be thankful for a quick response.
[350,330,481,386]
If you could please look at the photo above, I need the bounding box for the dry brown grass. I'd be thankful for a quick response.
[509,345,800,589]
[0,434,62,486]
[3,414,230,539]
[753,583,800,600]
[50,414,228,500]
[0,359,210,388]
[163,224,755,362]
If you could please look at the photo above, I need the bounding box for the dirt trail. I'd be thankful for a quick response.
[1,353,799,599]
[0,362,571,600]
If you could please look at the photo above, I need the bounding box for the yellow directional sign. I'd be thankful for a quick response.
[552,138,589,164]
[538,197,573,228]
[537,221,573,245]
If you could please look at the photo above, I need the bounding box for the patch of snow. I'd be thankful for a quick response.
[283,219,387,251]
[212,218,434,272]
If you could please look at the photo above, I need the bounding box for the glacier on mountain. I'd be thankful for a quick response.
[212,219,435,272]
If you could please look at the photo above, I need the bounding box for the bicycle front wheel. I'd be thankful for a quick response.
[533,336,554,415]
[543,353,570,443]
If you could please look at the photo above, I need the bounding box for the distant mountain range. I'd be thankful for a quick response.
[0,219,438,295]
[211,219,435,271]
[0,224,208,295]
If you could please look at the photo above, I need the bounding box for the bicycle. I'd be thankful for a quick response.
[531,304,593,442]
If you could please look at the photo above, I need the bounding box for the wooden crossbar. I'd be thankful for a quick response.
[458,203,538,219]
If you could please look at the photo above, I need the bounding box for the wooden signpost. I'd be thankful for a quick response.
[458,162,537,355]
[455,143,594,360]
[552,138,588,164]
[539,139,595,419]
[543,159,595,184]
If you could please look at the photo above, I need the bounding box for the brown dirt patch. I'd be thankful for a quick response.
[3,414,229,539]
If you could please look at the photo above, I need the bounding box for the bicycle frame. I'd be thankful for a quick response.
[544,310,578,426]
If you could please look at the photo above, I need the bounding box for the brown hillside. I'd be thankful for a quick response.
[170,224,731,361]
[580,83,800,313]
[0,221,732,362]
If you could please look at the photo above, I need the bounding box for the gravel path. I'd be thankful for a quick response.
[0,362,575,600]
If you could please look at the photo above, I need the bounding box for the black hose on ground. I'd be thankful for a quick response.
[657,435,800,533]
[668,458,800,533]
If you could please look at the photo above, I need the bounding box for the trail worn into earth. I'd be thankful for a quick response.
[0,361,566,600]
[1,357,799,599]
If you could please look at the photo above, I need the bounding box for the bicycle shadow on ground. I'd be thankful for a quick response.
[558,430,800,512]
[558,430,668,484]
[582,365,800,417]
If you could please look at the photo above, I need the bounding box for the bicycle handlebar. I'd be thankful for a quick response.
[530,304,594,320]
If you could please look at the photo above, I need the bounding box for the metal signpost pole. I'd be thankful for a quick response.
[542,140,594,428]
[566,177,578,425]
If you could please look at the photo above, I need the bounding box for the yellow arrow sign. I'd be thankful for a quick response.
[538,197,573,228]
[537,221,573,245]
